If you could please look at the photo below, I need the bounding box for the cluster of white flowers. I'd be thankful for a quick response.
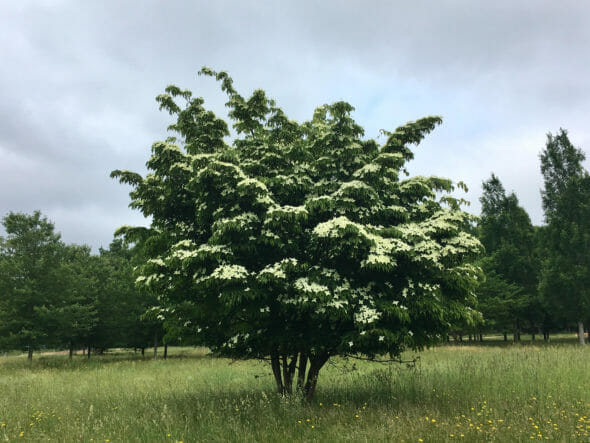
[442,231,483,253]
[326,298,348,310]
[174,221,193,234]
[172,239,195,249]
[148,258,166,267]
[196,244,231,255]
[213,212,259,232]
[171,248,199,261]
[362,253,393,266]
[256,194,275,206]
[170,162,192,173]
[141,273,164,286]
[354,304,381,325]
[258,262,287,280]
[237,177,268,192]
[398,223,428,241]
[210,264,249,281]
[374,152,404,167]
[336,180,374,194]
[353,162,381,178]
[313,216,359,238]
[294,277,329,296]
[413,240,443,268]
[267,205,308,219]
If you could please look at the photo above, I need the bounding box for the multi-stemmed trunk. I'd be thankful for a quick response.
[270,351,329,402]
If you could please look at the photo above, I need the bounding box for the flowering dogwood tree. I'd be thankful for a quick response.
[112,68,482,401]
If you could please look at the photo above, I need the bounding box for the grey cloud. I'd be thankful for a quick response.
[1,1,589,248]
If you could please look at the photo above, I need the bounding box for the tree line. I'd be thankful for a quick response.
[0,211,165,359]
[464,129,590,344]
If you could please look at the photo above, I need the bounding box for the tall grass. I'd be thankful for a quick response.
[1,344,590,441]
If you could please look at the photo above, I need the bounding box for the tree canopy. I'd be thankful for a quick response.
[476,174,540,339]
[539,130,590,344]
[113,68,483,400]
[0,211,63,358]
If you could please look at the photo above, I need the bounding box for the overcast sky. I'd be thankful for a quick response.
[2,1,589,251]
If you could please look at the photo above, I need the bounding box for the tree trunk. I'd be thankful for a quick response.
[164,344,168,360]
[141,347,145,356]
[153,330,158,359]
[27,346,33,361]
[69,341,74,359]
[531,332,535,341]
[304,354,329,402]
[479,333,483,342]
[270,352,284,394]
[87,345,91,359]
[281,355,291,394]
[578,320,586,345]
[503,332,507,342]
[281,354,298,395]
[297,353,307,392]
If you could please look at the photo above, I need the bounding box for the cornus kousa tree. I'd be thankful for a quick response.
[112,68,482,401]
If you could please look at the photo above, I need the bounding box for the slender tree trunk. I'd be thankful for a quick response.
[531,332,535,341]
[283,354,298,395]
[578,321,586,345]
[459,334,463,342]
[164,344,168,360]
[69,341,74,359]
[87,345,91,359]
[281,355,291,394]
[297,353,307,392]
[479,333,483,342]
[270,352,284,394]
[27,346,33,361]
[304,354,329,403]
[141,347,145,356]
[503,332,507,342]
[153,330,158,359]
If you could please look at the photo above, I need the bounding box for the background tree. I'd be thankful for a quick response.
[476,174,540,340]
[539,129,590,344]
[113,68,483,401]
[0,211,63,359]
[35,244,98,357]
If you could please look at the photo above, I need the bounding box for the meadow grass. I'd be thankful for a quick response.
[1,341,590,442]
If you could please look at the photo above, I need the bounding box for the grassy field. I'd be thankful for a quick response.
[2,340,590,442]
